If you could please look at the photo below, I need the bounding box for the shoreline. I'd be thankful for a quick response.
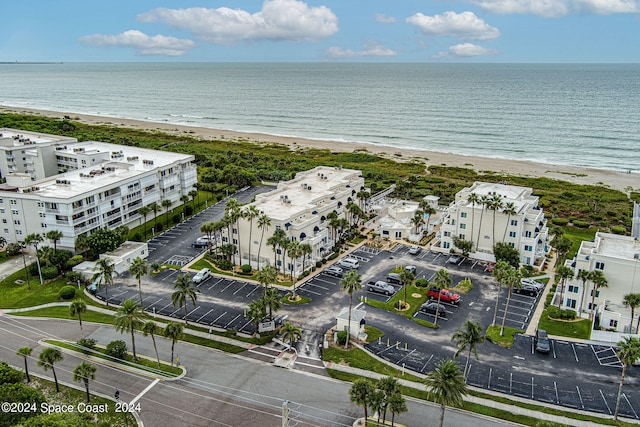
[1,105,637,193]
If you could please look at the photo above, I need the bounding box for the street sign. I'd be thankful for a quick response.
[258,320,275,333]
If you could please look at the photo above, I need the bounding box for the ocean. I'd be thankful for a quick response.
[1,62,638,172]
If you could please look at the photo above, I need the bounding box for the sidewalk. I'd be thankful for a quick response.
[525,251,558,337]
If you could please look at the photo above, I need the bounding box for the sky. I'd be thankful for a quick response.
[1,0,639,62]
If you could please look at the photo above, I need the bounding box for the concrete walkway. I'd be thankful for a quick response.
[525,250,558,337]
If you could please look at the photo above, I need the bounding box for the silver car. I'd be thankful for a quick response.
[367,281,395,295]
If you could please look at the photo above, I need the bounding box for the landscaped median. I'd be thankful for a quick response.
[363,285,437,328]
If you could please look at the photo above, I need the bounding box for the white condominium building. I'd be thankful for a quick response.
[230,166,365,272]
[563,232,640,332]
[0,129,196,251]
[438,181,549,267]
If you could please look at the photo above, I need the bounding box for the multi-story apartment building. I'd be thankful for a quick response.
[437,182,550,267]
[229,166,365,272]
[0,129,196,251]
[563,232,640,332]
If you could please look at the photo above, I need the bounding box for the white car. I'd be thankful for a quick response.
[521,278,545,291]
[192,268,211,284]
[408,245,422,255]
[338,258,360,269]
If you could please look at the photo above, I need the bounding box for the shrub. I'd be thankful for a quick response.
[336,330,347,346]
[415,278,430,287]
[0,362,25,385]
[573,219,591,228]
[215,259,233,271]
[328,253,339,260]
[65,255,84,268]
[551,218,569,226]
[105,340,128,360]
[154,223,163,233]
[132,232,143,242]
[59,285,76,300]
[315,261,322,268]
[41,266,59,280]
[76,338,97,354]
[241,264,252,274]
[299,270,310,278]
[172,214,181,225]
[611,225,627,235]
[0,383,46,425]
[5,243,22,256]
[185,205,194,216]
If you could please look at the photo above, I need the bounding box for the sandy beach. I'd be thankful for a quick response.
[2,105,637,193]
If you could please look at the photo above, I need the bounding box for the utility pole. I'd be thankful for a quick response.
[281,400,289,427]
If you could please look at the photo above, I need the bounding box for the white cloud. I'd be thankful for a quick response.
[434,43,499,58]
[79,30,195,56]
[137,0,338,44]
[406,11,500,41]
[470,0,638,17]
[326,42,397,58]
[375,13,397,23]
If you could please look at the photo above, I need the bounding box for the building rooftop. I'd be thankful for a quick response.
[0,128,76,148]
[590,232,640,261]
[467,182,531,200]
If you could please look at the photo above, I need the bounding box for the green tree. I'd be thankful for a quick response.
[256,266,277,297]
[92,258,116,307]
[69,299,87,332]
[340,270,362,349]
[488,194,503,247]
[452,237,473,257]
[501,201,517,242]
[388,392,408,427]
[467,192,480,252]
[424,358,468,427]
[86,228,121,258]
[280,322,301,351]
[247,298,267,336]
[475,195,490,251]
[45,230,63,254]
[172,274,200,325]
[452,320,485,379]
[188,189,198,214]
[411,210,424,234]
[137,205,151,239]
[589,270,608,320]
[163,322,184,368]
[615,337,640,420]
[554,237,573,263]
[491,260,511,327]
[555,265,574,308]
[623,293,640,334]
[287,240,301,281]
[433,269,452,326]
[129,257,148,306]
[577,269,591,316]
[16,347,32,383]
[493,242,520,268]
[245,205,259,268]
[299,242,312,279]
[349,378,375,422]
[200,222,216,253]
[74,234,90,255]
[256,214,271,269]
[398,268,415,309]
[162,199,173,230]
[114,298,145,362]
[142,320,162,370]
[500,265,522,336]
[149,202,160,230]
[38,348,63,392]
[377,376,400,423]
[73,362,96,403]
[263,287,281,319]
[24,233,44,285]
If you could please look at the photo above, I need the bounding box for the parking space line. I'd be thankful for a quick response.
[232,283,247,295]
[246,285,261,298]
[212,311,227,325]
[187,306,200,319]
[238,318,253,332]
[305,282,330,291]
[571,344,580,362]
[395,349,416,365]
[299,287,320,296]
[207,278,224,291]
[170,307,182,317]
[600,389,612,414]
[221,280,236,292]
[420,355,434,373]
[576,386,585,409]
[554,381,559,403]
[158,301,174,313]
[224,314,241,328]
[196,308,215,323]
[623,393,639,419]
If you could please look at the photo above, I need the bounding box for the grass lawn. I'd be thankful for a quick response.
[10,306,117,324]
[0,273,92,309]
[560,226,598,259]
[485,325,523,348]
[538,309,592,340]
[364,326,384,343]
[282,294,310,305]
[323,346,424,382]
[364,285,437,328]
[451,278,473,294]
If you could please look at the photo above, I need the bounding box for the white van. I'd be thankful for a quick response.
[337,257,360,269]
[192,268,211,284]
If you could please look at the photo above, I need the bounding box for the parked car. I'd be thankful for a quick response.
[484,262,496,272]
[192,236,212,248]
[521,278,545,291]
[427,287,461,304]
[337,257,360,269]
[448,255,461,265]
[408,245,422,255]
[514,283,538,296]
[366,281,396,295]
[387,272,402,285]
[419,302,447,317]
[192,268,211,284]
[405,265,417,276]
[324,265,344,278]
[535,329,550,353]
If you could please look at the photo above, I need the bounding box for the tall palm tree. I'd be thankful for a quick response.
[377,376,400,424]
[69,299,87,332]
[623,293,640,334]
[452,320,485,379]
[200,222,215,253]
[229,205,243,266]
[256,266,277,297]
[149,202,160,231]
[577,269,591,316]
[114,298,145,362]
[269,228,287,272]
[280,321,301,351]
[188,190,198,214]
[162,199,173,229]
[38,347,63,392]
[340,270,362,349]
[92,258,116,307]
[17,346,32,383]
[45,230,63,253]
[245,205,259,268]
[489,194,503,248]
[180,194,189,212]
[248,298,267,336]
[256,214,271,269]
[555,265,574,308]
[73,361,97,403]
[589,270,608,320]
[263,287,281,319]
[163,322,184,368]
[172,274,200,325]
[424,358,468,427]
[411,211,424,234]
[24,233,44,285]
[129,257,148,305]
[501,201,517,241]
[399,269,415,309]
[142,320,162,370]
[287,240,301,282]
[349,378,375,422]
[500,266,522,337]
[491,260,511,327]
[137,205,151,239]
[433,269,452,326]
[475,195,490,251]
[614,337,640,420]
[38,246,54,268]
[467,192,480,251]
[388,392,408,427]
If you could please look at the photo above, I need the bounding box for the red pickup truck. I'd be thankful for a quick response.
[427,287,461,304]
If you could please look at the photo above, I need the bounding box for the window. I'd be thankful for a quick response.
[510,219,518,226]
[14,220,20,225]
[588,303,597,310]
[508,242,515,248]
[451,219,456,226]
[0,208,4,213]
[1,219,5,224]
[591,289,600,297]
[524,245,533,251]
[566,299,577,309]
[16,230,22,235]
[443,242,450,249]
[524,230,532,238]
[0,199,3,204]
[3,229,7,234]
[460,212,468,218]
[509,231,516,238]
[41,223,47,228]
[459,234,465,239]
[595,262,605,270]
[609,319,618,328]
[443,231,450,237]
[568,285,579,293]
[11,210,18,215]
[460,223,466,229]
[10,199,16,205]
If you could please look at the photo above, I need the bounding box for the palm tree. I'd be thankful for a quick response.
[411,211,424,234]
[399,269,415,309]
[433,269,452,326]
[501,201,517,241]
[614,337,640,420]
[341,270,362,349]
[388,392,408,426]
[73,361,97,403]
[149,202,160,231]
[24,233,44,285]
[280,322,301,351]
[162,199,173,229]
[137,205,151,239]
[129,257,148,305]
[163,322,184,368]
[349,378,375,422]
[248,298,267,336]
[452,320,485,379]
[555,265,574,308]
[245,205,259,268]
[475,195,490,251]
[256,214,271,269]
[489,194,503,248]
[623,293,640,334]
[92,258,116,307]
[256,266,277,297]
[229,205,243,265]
[491,260,511,327]
[263,287,281,319]
[300,242,312,278]
[17,346,32,383]
[369,390,385,424]
[150,262,161,274]
[199,222,215,253]
[589,270,608,320]
[69,299,87,332]
[577,269,591,316]
[172,274,200,325]
[288,240,302,282]
[142,320,162,370]
[500,265,522,336]
[377,376,400,423]
[424,358,468,427]
[38,347,63,392]
[38,246,54,268]
[45,230,63,253]
[188,190,198,214]
[467,192,480,251]
[180,194,189,212]
[114,298,145,362]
